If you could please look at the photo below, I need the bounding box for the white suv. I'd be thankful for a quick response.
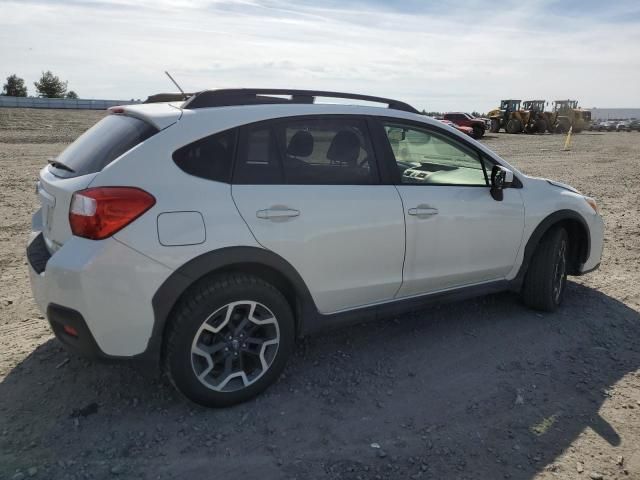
[27,89,603,407]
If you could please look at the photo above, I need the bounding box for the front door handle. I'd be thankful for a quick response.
[408,205,439,217]
[256,207,300,220]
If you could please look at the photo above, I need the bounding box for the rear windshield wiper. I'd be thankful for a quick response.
[47,158,75,173]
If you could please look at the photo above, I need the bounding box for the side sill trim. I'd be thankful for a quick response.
[302,279,512,335]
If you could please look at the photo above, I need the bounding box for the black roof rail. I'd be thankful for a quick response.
[143,93,193,104]
[181,88,420,114]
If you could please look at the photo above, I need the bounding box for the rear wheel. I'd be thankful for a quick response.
[521,228,569,312]
[535,119,547,133]
[164,274,295,407]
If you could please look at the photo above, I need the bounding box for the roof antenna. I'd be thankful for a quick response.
[165,71,186,99]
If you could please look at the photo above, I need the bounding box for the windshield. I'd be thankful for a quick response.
[51,114,157,178]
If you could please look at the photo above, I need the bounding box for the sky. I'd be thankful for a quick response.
[1,0,639,112]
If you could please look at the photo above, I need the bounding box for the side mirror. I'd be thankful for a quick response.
[490,165,514,201]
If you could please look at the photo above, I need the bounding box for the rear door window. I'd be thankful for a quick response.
[233,126,284,184]
[279,117,379,185]
[51,114,157,178]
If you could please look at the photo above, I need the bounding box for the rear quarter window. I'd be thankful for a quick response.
[173,129,237,183]
[51,114,158,178]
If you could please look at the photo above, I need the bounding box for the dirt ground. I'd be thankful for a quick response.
[1,108,639,480]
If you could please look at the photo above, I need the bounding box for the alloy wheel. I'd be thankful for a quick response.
[552,240,567,303]
[190,301,280,392]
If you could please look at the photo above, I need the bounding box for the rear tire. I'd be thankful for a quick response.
[521,227,569,312]
[163,274,295,407]
[535,119,547,133]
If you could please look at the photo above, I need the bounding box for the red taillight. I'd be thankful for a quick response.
[69,187,155,240]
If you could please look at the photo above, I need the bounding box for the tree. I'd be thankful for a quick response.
[66,90,79,99]
[2,74,28,97]
[34,70,67,98]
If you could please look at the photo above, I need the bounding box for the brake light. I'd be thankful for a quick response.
[69,187,155,240]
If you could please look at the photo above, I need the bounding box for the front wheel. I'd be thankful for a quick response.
[472,125,485,139]
[163,274,295,407]
[506,118,522,134]
[521,228,569,312]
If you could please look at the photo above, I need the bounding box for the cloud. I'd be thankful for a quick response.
[1,0,638,111]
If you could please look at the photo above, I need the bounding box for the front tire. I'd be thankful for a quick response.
[521,227,569,312]
[506,118,522,134]
[163,274,295,407]
[472,125,485,139]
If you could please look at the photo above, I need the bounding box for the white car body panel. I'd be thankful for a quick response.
[396,186,525,297]
[37,168,97,252]
[232,185,405,313]
[28,234,172,356]
[91,123,262,269]
[505,177,604,279]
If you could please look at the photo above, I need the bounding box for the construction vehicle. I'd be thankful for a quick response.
[488,99,526,133]
[552,100,591,133]
[521,100,554,133]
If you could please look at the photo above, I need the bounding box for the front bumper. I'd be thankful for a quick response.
[579,213,604,274]
[27,230,174,359]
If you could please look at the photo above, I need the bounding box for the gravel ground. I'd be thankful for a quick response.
[1,108,639,480]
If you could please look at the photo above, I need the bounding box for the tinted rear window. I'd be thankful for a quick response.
[51,115,157,178]
[172,129,236,183]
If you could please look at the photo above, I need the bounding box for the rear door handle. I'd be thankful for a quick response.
[408,206,439,217]
[256,207,300,220]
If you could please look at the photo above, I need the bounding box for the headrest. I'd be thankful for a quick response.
[286,130,314,157]
[326,130,360,165]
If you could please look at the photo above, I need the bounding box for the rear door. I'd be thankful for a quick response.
[231,116,405,314]
[376,119,525,297]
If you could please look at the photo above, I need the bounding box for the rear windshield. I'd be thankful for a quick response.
[50,114,158,178]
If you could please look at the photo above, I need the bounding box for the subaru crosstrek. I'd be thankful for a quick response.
[27,89,604,407]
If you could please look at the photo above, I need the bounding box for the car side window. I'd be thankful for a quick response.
[382,122,487,186]
[173,129,236,183]
[233,126,284,184]
[277,118,379,185]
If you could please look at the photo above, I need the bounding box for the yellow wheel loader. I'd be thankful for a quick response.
[551,100,591,133]
[522,100,552,133]
[488,99,527,133]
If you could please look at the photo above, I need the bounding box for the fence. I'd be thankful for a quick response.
[0,96,141,110]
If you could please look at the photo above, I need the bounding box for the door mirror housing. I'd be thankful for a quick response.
[490,165,514,201]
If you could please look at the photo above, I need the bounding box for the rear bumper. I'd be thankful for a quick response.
[47,304,108,359]
[27,231,174,360]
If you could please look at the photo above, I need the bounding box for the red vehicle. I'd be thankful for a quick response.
[443,112,486,139]
[438,119,474,137]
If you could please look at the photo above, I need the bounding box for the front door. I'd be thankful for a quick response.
[378,120,525,297]
[232,116,405,314]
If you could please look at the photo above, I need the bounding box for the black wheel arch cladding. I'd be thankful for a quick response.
[515,209,591,285]
[149,246,318,362]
